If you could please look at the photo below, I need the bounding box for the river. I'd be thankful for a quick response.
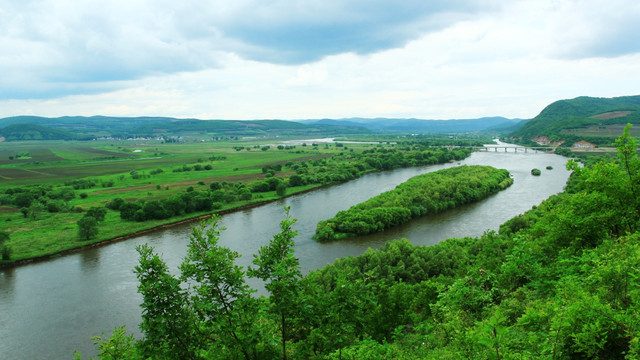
[0,149,571,359]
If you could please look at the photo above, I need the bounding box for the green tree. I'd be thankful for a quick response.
[135,244,197,359]
[86,206,107,222]
[179,217,264,359]
[0,231,11,261]
[74,326,140,360]
[77,216,99,240]
[249,207,301,360]
[276,182,287,196]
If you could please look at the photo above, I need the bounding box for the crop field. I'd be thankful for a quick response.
[1,137,382,263]
[561,124,640,137]
[0,138,347,186]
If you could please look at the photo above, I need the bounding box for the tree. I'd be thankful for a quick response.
[75,326,140,360]
[27,201,45,219]
[288,174,304,187]
[131,218,278,359]
[86,206,107,222]
[77,216,98,240]
[615,123,640,214]
[0,231,11,261]
[249,207,301,360]
[135,244,197,359]
[276,182,287,196]
[179,217,264,359]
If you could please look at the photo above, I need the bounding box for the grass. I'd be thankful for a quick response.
[0,138,366,264]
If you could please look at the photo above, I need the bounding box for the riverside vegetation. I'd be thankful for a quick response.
[76,124,640,359]
[314,165,513,241]
[0,138,471,264]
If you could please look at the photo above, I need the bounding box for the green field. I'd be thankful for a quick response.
[2,137,470,264]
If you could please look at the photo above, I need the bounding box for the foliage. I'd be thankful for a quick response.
[74,326,140,360]
[531,168,541,176]
[77,216,99,240]
[248,207,301,360]
[0,123,80,141]
[510,95,640,144]
[315,165,512,240]
[86,126,640,360]
[0,231,11,260]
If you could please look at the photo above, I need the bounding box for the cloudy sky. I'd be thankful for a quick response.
[1,0,639,120]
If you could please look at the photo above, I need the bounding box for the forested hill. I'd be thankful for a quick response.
[0,115,520,141]
[298,116,521,133]
[0,116,371,140]
[509,95,640,146]
[0,123,82,141]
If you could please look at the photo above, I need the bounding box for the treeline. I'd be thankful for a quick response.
[0,145,472,263]
[0,123,83,141]
[110,146,472,224]
[110,183,250,222]
[0,184,80,218]
[81,125,640,359]
[315,165,513,241]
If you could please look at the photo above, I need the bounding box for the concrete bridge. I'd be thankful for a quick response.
[470,145,556,153]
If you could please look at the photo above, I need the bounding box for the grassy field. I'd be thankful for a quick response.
[560,123,640,138]
[0,137,379,264]
[0,139,341,184]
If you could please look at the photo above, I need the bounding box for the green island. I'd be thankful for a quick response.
[314,165,513,241]
[75,125,640,360]
[0,137,471,265]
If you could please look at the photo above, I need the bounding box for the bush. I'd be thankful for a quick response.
[531,168,542,176]
[106,198,125,210]
[1,245,11,260]
[46,201,65,213]
[79,193,88,199]
[77,216,99,240]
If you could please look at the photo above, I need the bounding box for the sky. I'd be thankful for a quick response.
[1,0,639,120]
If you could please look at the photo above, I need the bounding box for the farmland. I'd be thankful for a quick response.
[0,137,472,264]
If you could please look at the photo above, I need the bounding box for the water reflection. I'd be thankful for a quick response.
[80,248,100,270]
[0,267,16,300]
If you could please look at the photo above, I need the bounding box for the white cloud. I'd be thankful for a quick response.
[1,0,639,119]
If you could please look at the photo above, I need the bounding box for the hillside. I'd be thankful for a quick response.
[0,116,371,140]
[299,116,521,133]
[0,123,81,141]
[510,95,640,146]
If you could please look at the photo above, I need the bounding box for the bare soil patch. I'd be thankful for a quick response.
[590,111,633,120]
[0,206,19,213]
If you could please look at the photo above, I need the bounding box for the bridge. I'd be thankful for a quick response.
[470,145,556,153]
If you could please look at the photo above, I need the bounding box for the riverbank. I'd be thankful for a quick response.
[1,145,473,268]
[0,148,574,360]
[0,185,326,269]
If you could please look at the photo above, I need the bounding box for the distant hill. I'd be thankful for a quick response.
[0,116,371,140]
[298,117,522,133]
[0,123,81,141]
[509,95,640,146]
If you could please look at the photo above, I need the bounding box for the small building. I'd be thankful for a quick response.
[572,140,596,149]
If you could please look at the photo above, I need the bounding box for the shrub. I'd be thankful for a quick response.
[77,216,98,240]
[106,198,125,210]
[531,168,542,176]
